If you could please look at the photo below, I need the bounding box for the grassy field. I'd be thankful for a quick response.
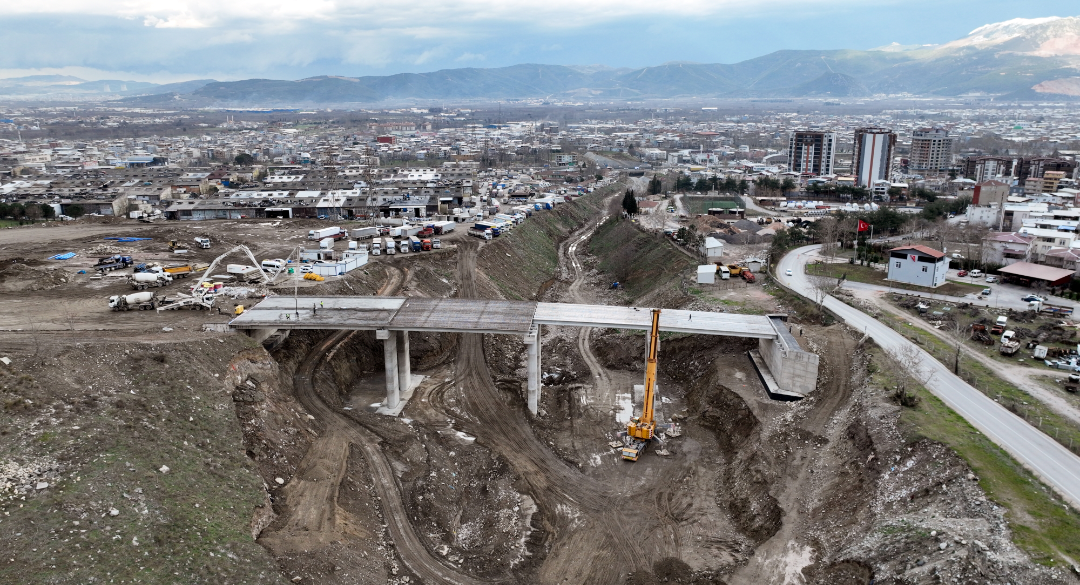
[805,261,985,297]
[870,342,1080,567]
[589,217,694,300]
[683,196,742,216]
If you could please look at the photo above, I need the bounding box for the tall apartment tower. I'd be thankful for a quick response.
[909,127,954,173]
[853,127,896,188]
[788,131,836,176]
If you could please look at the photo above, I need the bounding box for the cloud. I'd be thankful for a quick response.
[143,13,211,28]
[455,52,486,62]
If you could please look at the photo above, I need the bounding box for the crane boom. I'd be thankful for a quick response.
[624,309,660,460]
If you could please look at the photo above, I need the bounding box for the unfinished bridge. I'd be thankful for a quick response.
[230,297,819,414]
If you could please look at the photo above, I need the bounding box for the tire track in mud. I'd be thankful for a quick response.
[266,265,492,585]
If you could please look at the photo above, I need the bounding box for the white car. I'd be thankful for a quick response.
[786,269,793,276]
[985,276,997,283]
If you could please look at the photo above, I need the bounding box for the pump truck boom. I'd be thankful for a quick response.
[623,308,661,461]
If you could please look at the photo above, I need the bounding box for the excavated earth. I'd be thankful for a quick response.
[0,203,1078,584]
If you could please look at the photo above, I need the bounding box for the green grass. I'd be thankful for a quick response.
[683,196,743,216]
[0,219,21,228]
[866,345,1080,567]
[806,261,985,297]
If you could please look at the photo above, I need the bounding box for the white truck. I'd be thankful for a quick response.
[308,226,341,240]
[129,272,172,290]
[194,237,211,249]
[384,237,396,256]
[371,239,382,256]
[109,291,157,311]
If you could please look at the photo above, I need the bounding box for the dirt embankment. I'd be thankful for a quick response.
[586,217,694,305]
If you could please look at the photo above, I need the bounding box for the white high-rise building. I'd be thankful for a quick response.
[853,127,896,188]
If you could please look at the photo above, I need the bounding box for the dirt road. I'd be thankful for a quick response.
[262,266,490,584]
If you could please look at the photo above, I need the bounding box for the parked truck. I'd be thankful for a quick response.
[350,226,380,240]
[409,236,422,252]
[227,264,263,282]
[383,237,396,256]
[399,239,410,254]
[421,239,433,251]
[741,270,756,283]
[308,227,340,240]
[433,221,456,235]
[95,255,133,272]
[474,221,501,236]
[109,291,157,311]
[431,238,441,249]
[162,264,197,278]
[999,338,1021,356]
[371,239,382,256]
[1041,303,1075,316]
[194,237,211,249]
[468,227,493,240]
[129,272,172,290]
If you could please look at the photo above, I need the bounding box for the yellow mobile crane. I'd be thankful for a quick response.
[623,308,661,461]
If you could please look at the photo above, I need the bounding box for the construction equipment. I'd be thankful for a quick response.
[726,264,742,276]
[94,255,132,272]
[129,272,172,290]
[623,309,661,462]
[190,245,274,292]
[109,292,157,311]
[156,291,217,311]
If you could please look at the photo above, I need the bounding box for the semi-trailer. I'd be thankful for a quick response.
[409,236,422,252]
[383,237,396,256]
[474,221,501,236]
[467,227,492,240]
[432,220,456,234]
[350,226,380,240]
[371,239,382,256]
[308,227,340,240]
[95,255,133,272]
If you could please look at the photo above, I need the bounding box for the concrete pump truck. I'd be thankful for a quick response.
[622,308,662,461]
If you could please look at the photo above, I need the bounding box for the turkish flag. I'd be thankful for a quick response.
[857,220,870,232]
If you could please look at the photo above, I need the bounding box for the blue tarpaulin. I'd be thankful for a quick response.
[104,237,152,242]
[48,252,76,260]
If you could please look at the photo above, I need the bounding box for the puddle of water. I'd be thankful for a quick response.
[615,392,633,424]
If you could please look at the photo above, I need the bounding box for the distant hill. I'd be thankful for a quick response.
[13,16,1080,104]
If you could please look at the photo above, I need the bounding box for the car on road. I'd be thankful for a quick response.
[981,288,992,296]
[985,276,998,283]
[785,269,793,276]
[957,270,968,277]
[970,269,983,278]
[1020,294,1045,302]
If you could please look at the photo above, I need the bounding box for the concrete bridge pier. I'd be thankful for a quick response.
[396,330,411,400]
[377,329,400,409]
[524,325,541,415]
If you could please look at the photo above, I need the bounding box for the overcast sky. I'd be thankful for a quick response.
[0,1,1070,82]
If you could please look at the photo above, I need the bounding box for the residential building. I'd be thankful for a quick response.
[972,180,1010,207]
[887,245,949,288]
[852,127,896,188]
[908,127,953,173]
[963,156,1017,182]
[787,131,836,177]
[982,232,1034,265]
[1024,170,1066,195]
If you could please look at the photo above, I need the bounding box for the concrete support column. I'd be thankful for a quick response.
[524,325,540,415]
[377,329,399,409]
[396,330,411,397]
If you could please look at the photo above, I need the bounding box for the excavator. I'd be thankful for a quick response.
[622,308,661,461]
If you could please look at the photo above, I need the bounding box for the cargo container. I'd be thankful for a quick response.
[350,226,379,240]
[308,227,340,240]
[433,220,456,235]
[474,221,501,236]
[409,236,422,252]
[468,228,492,240]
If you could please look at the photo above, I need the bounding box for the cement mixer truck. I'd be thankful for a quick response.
[128,272,172,290]
[109,291,158,311]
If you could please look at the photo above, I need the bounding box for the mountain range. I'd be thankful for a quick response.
[4,16,1080,105]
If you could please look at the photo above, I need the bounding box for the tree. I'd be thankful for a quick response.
[66,205,85,218]
[882,343,934,407]
[647,175,663,195]
[807,273,834,310]
[780,177,797,194]
[234,153,255,166]
[40,204,55,220]
[595,174,603,181]
[621,189,639,216]
[23,205,42,222]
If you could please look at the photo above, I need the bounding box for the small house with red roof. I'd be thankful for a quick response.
[887,245,950,288]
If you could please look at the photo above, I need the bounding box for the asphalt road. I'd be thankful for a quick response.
[778,244,1080,510]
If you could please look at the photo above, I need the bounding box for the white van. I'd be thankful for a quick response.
[261,259,287,272]
[969,269,983,278]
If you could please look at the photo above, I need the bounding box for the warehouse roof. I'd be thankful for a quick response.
[889,245,946,258]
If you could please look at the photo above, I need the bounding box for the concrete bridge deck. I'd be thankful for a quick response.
[230,296,779,338]
[230,296,816,414]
